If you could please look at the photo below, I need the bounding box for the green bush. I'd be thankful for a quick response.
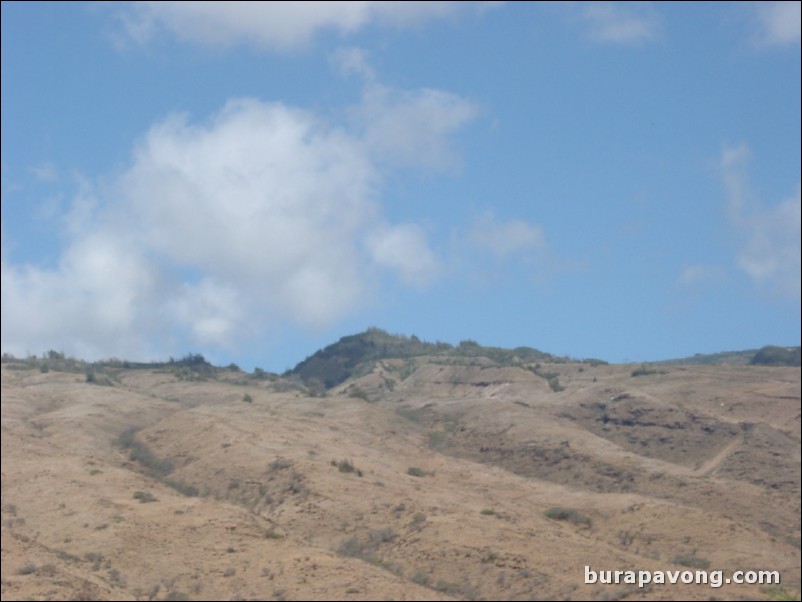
[133,491,157,503]
[544,507,592,527]
[337,459,356,474]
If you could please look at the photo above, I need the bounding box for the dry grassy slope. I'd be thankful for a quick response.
[1,360,800,602]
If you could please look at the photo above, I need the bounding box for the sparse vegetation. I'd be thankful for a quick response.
[268,457,293,471]
[762,585,800,601]
[544,507,592,527]
[337,527,398,567]
[529,364,564,391]
[631,364,665,377]
[163,479,199,497]
[348,387,370,401]
[396,407,425,423]
[411,569,430,586]
[672,555,710,569]
[335,459,362,476]
[56,550,81,563]
[118,428,173,478]
[17,563,38,575]
[133,491,158,503]
[408,512,427,531]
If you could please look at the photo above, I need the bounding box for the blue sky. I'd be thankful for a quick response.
[2,1,800,371]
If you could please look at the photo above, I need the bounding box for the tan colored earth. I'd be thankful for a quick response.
[1,358,799,601]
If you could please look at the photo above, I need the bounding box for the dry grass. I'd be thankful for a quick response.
[1,360,799,600]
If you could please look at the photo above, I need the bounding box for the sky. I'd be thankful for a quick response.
[1,1,800,371]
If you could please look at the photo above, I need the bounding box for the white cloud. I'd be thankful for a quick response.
[754,1,801,46]
[678,264,715,286]
[720,143,801,299]
[165,278,243,346]
[354,83,479,170]
[331,46,377,81]
[1,234,158,360]
[676,264,729,293]
[453,211,553,290]
[368,223,441,287]
[2,77,476,360]
[467,211,546,259]
[117,1,495,51]
[576,2,660,45]
[30,163,58,182]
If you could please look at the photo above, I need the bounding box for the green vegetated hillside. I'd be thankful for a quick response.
[749,345,801,367]
[284,327,604,389]
[649,346,801,368]
[286,329,800,390]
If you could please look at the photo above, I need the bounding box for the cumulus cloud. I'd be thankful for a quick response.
[574,2,660,45]
[1,234,158,360]
[720,143,801,299]
[1,79,477,360]
[754,1,801,46]
[116,1,494,51]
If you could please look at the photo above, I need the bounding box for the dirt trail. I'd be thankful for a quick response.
[694,435,741,476]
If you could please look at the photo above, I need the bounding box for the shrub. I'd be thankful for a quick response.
[337,459,356,474]
[133,491,158,503]
[118,428,173,477]
[163,479,199,497]
[673,555,710,569]
[631,364,662,377]
[337,528,397,564]
[242,393,253,403]
[480,508,495,516]
[411,570,430,586]
[268,457,294,471]
[409,513,427,531]
[407,467,426,477]
[348,387,370,401]
[548,376,564,392]
[544,507,591,527]
[17,563,38,575]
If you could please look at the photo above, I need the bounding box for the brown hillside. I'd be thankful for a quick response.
[2,359,799,601]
